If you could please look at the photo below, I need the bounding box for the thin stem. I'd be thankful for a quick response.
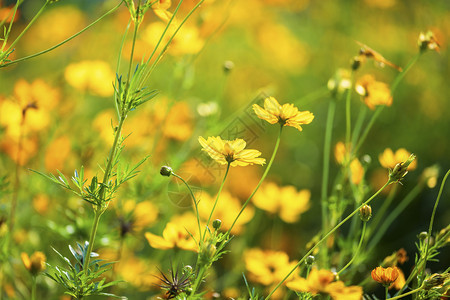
[385,286,389,299]
[353,106,383,155]
[203,163,230,240]
[351,105,367,149]
[337,222,366,276]
[367,183,423,252]
[0,0,20,52]
[265,180,390,299]
[82,209,103,274]
[227,125,283,235]
[3,1,49,56]
[389,287,422,300]
[367,185,397,237]
[172,172,203,243]
[31,276,36,300]
[1,1,123,68]
[390,53,422,94]
[419,169,450,282]
[320,97,336,267]
[345,72,354,148]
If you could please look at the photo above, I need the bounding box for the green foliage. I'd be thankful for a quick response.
[44,242,124,299]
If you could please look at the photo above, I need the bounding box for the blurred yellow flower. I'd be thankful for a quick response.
[152,0,174,23]
[252,97,314,131]
[198,191,254,234]
[145,212,199,252]
[364,0,396,9]
[21,251,46,275]
[45,136,72,172]
[287,269,363,300]
[0,79,59,139]
[198,136,265,167]
[334,141,350,165]
[33,194,50,215]
[64,60,115,97]
[163,101,193,141]
[355,74,392,110]
[0,136,38,166]
[389,267,406,290]
[244,248,297,286]
[252,182,310,223]
[117,200,159,236]
[350,158,364,185]
[379,148,417,170]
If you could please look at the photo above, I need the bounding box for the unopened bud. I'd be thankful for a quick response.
[423,273,449,290]
[212,219,222,230]
[419,231,428,240]
[359,205,372,222]
[351,56,362,71]
[160,166,173,177]
[223,60,235,73]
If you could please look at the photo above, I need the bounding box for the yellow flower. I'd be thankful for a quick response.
[21,251,46,275]
[350,158,364,185]
[145,212,199,252]
[379,148,417,170]
[198,191,254,234]
[64,60,115,97]
[356,41,402,71]
[198,136,265,167]
[116,200,159,236]
[355,75,392,110]
[371,266,399,286]
[252,182,310,223]
[389,267,406,290]
[252,97,314,131]
[244,248,297,286]
[334,141,351,165]
[152,0,174,23]
[286,269,363,300]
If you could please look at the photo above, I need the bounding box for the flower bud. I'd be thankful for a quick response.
[223,60,235,73]
[160,166,173,177]
[212,219,222,230]
[418,31,440,53]
[351,56,362,71]
[359,204,372,222]
[418,231,428,240]
[183,265,193,276]
[388,154,416,184]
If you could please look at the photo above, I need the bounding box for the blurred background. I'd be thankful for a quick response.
[0,0,449,298]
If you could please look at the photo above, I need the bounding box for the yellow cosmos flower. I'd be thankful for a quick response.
[21,251,46,275]
[198,136,265,167]
[355,75,392,110]
[379,148,417,170]
[252,182,310,223]
[244,248,297,286]
[252,97,314,131]
[145,212,199,252]
[287,269,363,300]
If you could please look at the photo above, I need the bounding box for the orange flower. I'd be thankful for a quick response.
[198,136,265,167]
[252,97,314,131]
[371,266,399,286]
[355,74,392,110]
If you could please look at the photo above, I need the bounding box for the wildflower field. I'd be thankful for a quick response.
[0,0,449,299]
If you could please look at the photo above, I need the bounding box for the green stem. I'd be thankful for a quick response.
[351,105,367,149]
[203,163,230,240]
[3,1,49,57]
[353,106,383,155]
[265,180,390,299]
[320,97,336,267]
[227,125,283,235]
[337,222,366,276]
[190,265,207,296]
[345,72,354,149]
[0,0,20,52]
[82,209,103,274]
[31,275,36,300]
[367,183,423,252]
[172,172,203,243]
[419,169,450,282]
[390,53,422,94]
[367,185,397,238]
[1,1,123,68]
[385,286,389,299]
[389,287,422,300]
